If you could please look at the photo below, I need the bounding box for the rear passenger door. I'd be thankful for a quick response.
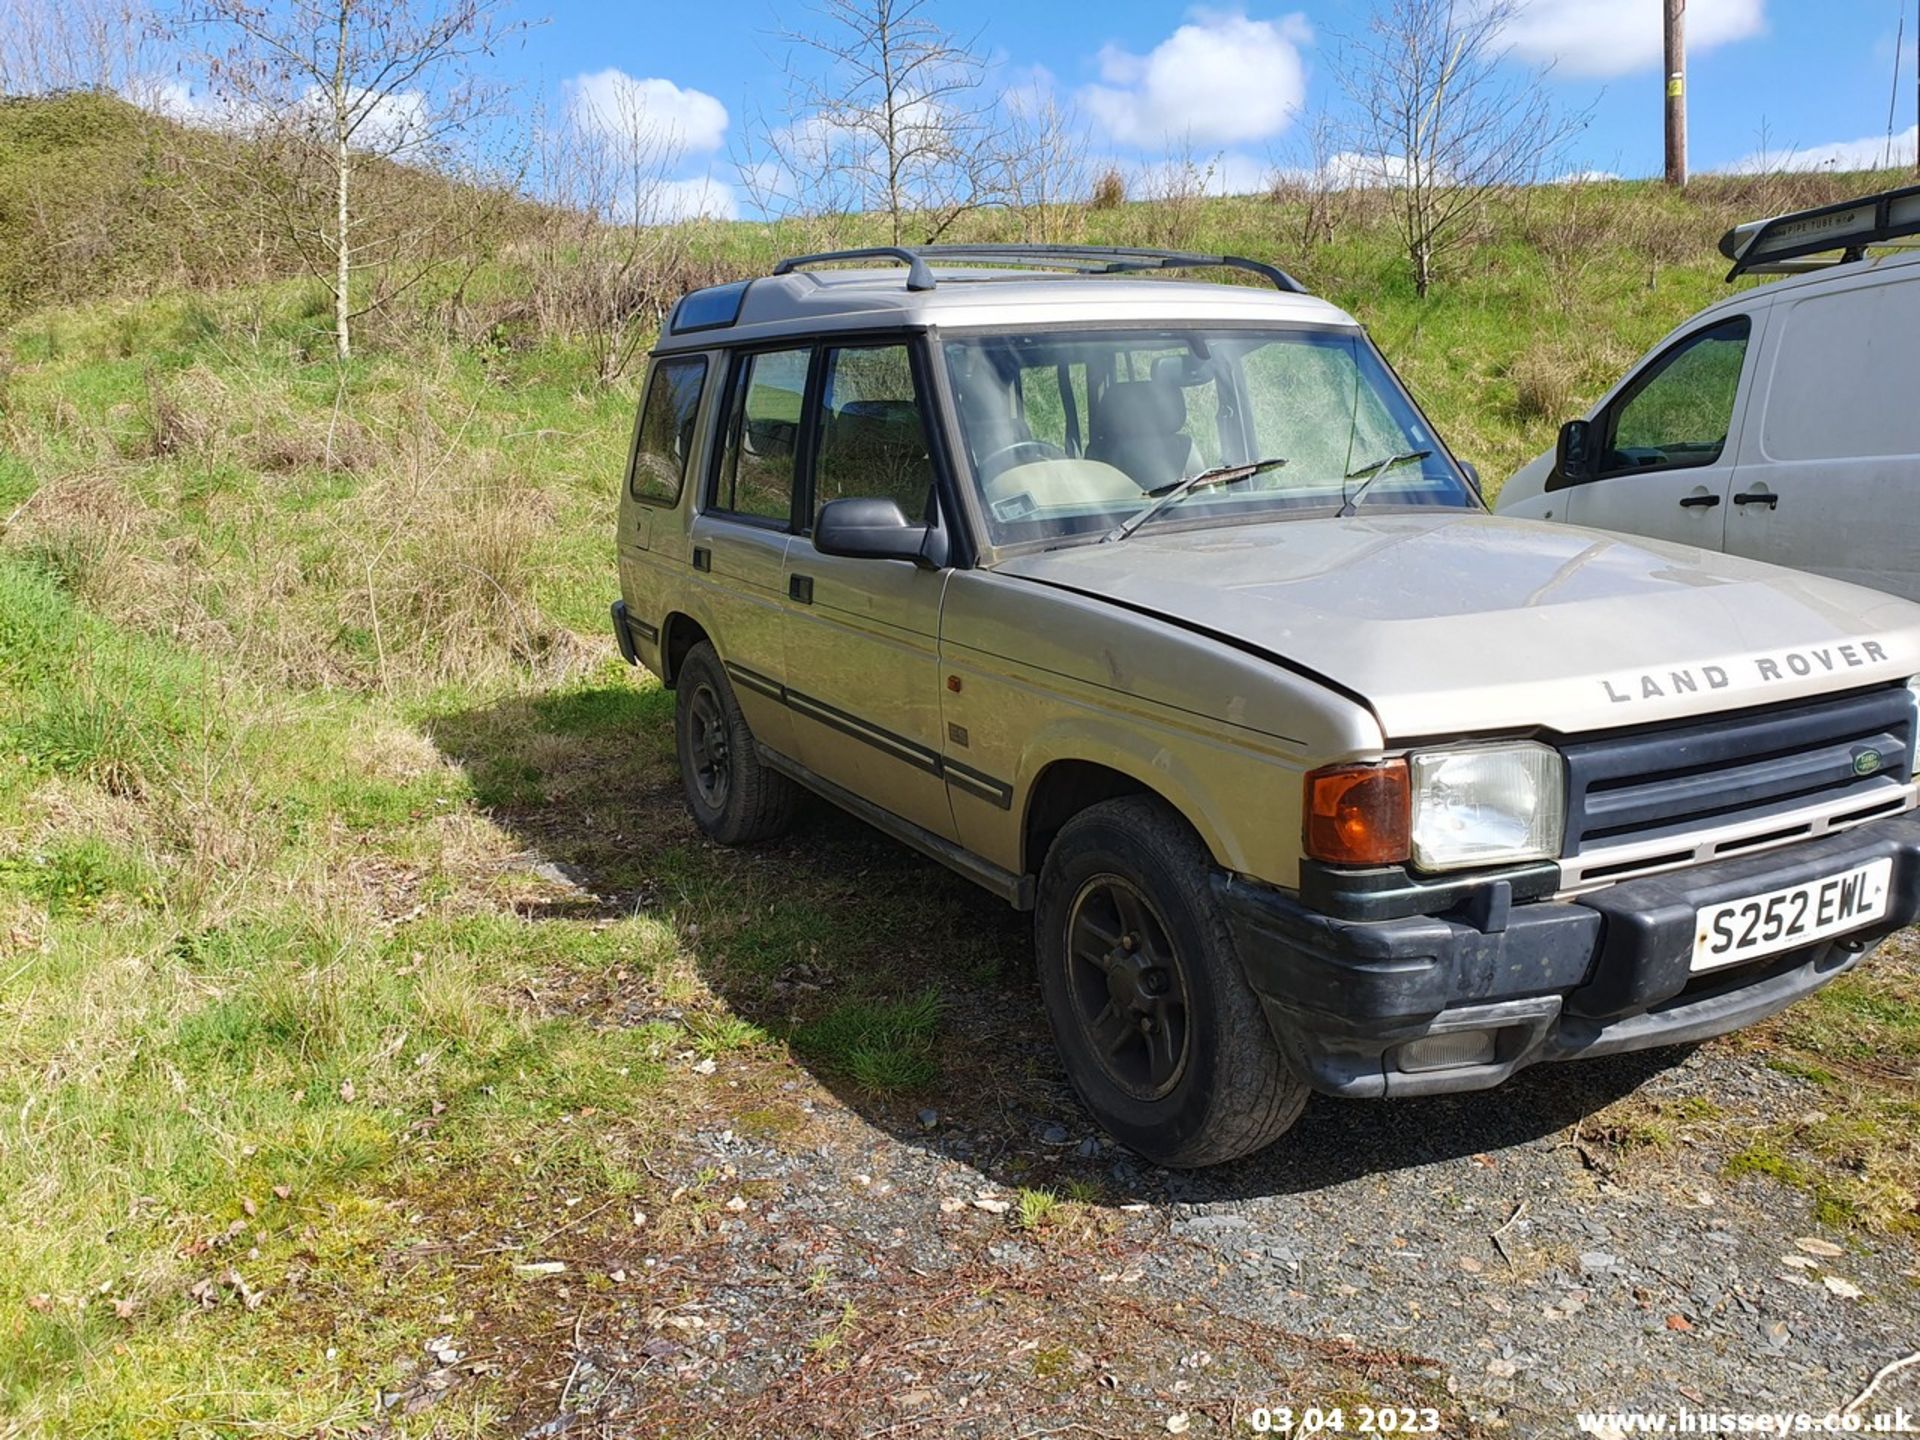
[1559,314,1761,552]
[1724,275,1920,600]
[689,345,812,758]
[781,340,959,842]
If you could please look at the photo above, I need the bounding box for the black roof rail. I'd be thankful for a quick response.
[770,243,1307,294]
[773,246,936,291]
[1721,182,1920,280]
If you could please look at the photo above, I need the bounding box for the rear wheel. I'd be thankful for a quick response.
[674,642,800,845]
[1034,796,1307,1166]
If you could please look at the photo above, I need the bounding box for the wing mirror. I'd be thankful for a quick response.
[1555,418,1595,486]
[813,497,937,566]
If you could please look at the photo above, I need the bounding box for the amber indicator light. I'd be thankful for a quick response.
[1304,760,1411,865]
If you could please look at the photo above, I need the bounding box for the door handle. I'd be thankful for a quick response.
[1733,491,1779,509]
[788,574,814,604]
[1678,493,1721,508]
[692,546,711,572]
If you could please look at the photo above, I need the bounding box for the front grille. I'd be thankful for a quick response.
[1562,686,1915,856]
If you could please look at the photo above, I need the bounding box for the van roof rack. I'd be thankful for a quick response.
[770,244,1308,294]
[1721,183,1920,279]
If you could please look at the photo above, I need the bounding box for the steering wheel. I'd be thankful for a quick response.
[976,439,1064,474]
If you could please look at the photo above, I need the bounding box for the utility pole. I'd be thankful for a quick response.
[1664,0,1687,186]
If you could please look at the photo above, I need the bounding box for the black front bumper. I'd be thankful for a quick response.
[1218,808,1920,1099]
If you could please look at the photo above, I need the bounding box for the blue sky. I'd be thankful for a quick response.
[501,0,1920,217]
[143,0,1920,218]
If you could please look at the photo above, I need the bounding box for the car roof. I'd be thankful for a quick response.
[654,266,1360,353]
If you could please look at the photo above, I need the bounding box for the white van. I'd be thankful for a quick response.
[1498,185,1920,600]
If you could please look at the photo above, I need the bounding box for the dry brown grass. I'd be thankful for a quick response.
[1508,343,1580,424]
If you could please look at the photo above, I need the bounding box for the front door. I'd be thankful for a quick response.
[781,340,957,842]
[1560,313,1761,554]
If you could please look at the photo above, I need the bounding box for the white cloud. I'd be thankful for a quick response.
[1270,151,1414,189]
[1721,124,1918,175]
[1550,168,1624,184]
[1079,10,1310,149]
[126,75,430,152]
[1499,0,1765,78]
[652,175,739,222]
[567,70,728,153]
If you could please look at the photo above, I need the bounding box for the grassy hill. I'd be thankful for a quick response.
[2,100,1916,1432]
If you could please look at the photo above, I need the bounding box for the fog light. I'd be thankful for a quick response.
[1396,1029,1498,1073]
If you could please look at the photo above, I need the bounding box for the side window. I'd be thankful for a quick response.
[812,344,935,524]
[713,347,810,524]
[1602,317,1751,476]
[628,356,707,505]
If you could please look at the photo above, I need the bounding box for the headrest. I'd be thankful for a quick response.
[1097,379,1186,436]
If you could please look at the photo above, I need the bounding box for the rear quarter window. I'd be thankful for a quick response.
[1761,279,1920,460]
[629,356,709,505]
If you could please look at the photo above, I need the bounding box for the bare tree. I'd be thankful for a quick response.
[1340,0,1586,297]
[0,0,153,97]
[527,83,702,384]
[996,86,1091,243]
[757,0,1012,244]
[181,0,523,359]
[1267,109,1355,252]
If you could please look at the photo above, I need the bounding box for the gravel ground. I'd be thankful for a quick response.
[412,731,1918,1439]
[497,913,1920,1438]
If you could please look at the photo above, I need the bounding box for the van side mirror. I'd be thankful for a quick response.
[1555,418,1595,486]
[814,497,934,566]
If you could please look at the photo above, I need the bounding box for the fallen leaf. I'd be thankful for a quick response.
[939,1197,967,1213]
[972,1197,1011,1215]
[1822,1276,1863,1299]
[1795,1237,1844,1258]
[112,1297,136,1319]
[339,1079,356,1103]
[725,1195,747,1213]
[241,1197,257,1218]
[691,1057,717,1076]
[513,1261,566,1278]
[1165,1415,1191,1435]
[1781,1254,1817,1269]
[272,1185,292,1201]
[1665,1313,1693,1332]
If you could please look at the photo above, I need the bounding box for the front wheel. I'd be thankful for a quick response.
[1034,796,1307,1167]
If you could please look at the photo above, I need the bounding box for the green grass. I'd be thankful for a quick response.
[3,159,1919,1432]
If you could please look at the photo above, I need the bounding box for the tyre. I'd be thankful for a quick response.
[673,642,801,845]
[1033,796,1307,1167]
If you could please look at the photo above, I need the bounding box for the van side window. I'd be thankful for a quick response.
[1601,316,1751,477]
[713,348,810,524]
[629,356,707,505]
[812,344,935,525]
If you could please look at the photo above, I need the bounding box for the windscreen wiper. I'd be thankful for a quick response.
[1338,449,1432,516]
[1102,457,1288,543]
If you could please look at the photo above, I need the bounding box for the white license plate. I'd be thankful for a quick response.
[1691,858,1894,973]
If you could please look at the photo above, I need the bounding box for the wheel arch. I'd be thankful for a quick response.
[658,611,712,687]
[1021,758,1219,877]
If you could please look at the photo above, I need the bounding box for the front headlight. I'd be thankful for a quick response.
[1908,677,1920,775]
[1409,741,1565,871]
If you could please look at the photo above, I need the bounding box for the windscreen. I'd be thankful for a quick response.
[943,327,1476,547]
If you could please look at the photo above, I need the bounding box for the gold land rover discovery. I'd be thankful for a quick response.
[613,245,1920,1166]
